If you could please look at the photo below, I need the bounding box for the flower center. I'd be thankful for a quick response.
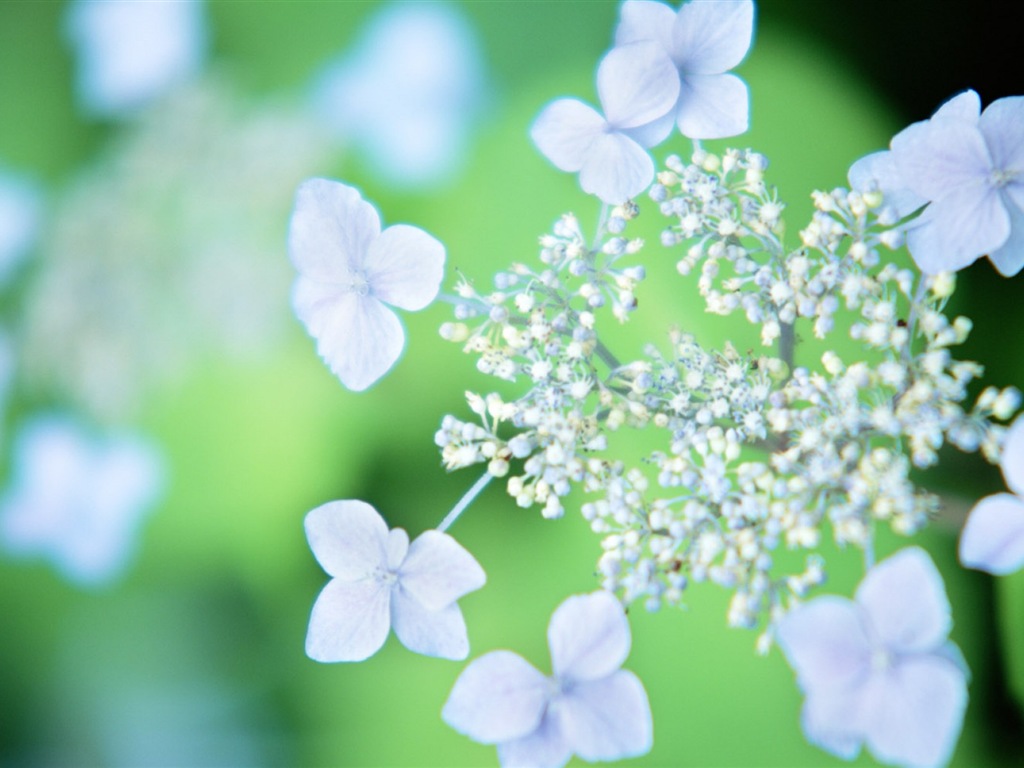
[344,268,371,296]
[990,167,1019,189]
[374,566,398,586]
[870,646,894,673]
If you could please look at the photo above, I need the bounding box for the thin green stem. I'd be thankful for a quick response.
[437,471,493,532]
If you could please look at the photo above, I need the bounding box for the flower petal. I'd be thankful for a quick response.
[366,224,445,311]
[291,285,405,391]
[855,547,951,653]
[560,670,652,762]
[442,650,549,743]
[676,73,749,139]
[622,109,676,149]
[304,500,387,580]
[578,132,653,205]
[800,684,867,761]
[305,578,391,662]
[847,150,926,219]
[775,596,872,692]
[390,588,470,660]
[386,527,409,570]
[530,99,606,173]
[399,529,486,610]
[614,0,675,53]
[548,591,630,682]
[1002,417,1024,495]
[904,184,1009,274]
[891,118,992,200]
[988,194,1024,277]
[288,178,381,282]
[959,493,1024,575]
[597,42,679,130]
[861,655,968,768]
[931,90,981,122]
[672,0,754,74]
[497,709,573,768]
[979,95,1024,172]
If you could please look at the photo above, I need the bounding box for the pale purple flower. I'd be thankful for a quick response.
[304,500,485,662]
[960,416,1024,574]
[615,0,754,139]
[442,591,652,768]
[0,417,164,586]
[531,42,680,205]
[776,547,968,768]
[312,3,486,188]
[288,178,445,391]
[65,0,208,117]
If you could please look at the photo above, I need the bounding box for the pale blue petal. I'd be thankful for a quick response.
[932,90,981,122]
[979,96,1024,171]
[905,185,1009,274]
[0,171,42,283]
[560,670,652,762]
[548,591,630,682]
[497,709,573,768]
[988,195,1024,276]
[622,109,676,149]
[801,684,867,761]
[847,151,926,219]
[386,527,409,570]
[862,656,968,768]
[856,548,951,654]
[288,178,381,282]
[578,132,653,205]
[390,588,469,660]
[676,73,749,139]
[531,99,606,173]
[366,224,445,311]
[959,493,1024,575]
[891,118,992,200]
[775,596,871,691]
[614,0,675,52]
[398,529,486,610]
[305,578,391,662]
[291,285,405,392]
[1002,418,1024,496]
[303,500,388,580]
[672,0,754,74]
[597,42,679,130]
[443,650,548,743]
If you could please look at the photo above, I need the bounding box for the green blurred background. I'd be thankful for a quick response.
[1,1,1022,766]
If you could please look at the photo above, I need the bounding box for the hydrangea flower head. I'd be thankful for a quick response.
[64,0,208,117]
[288,178,445,391]
[0,417,165,586]
[304,500,485,662]
[776,547,967,768]
[531,42,680,204]
[959,415,1024,574]
[442,591,652,768]
[615,0,754,139]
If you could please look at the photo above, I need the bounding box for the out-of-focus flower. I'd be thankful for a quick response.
[305,500,485,662]
[531,43,679,204]
[312,2,486,188]
[0,416,164,586]
[960,416,1024,574]
[0,170,42,284]
[443,591,652,768]
[64,0,208,118]
[289,178,445,391]
[776,547,967,768]
[615,0,754,139]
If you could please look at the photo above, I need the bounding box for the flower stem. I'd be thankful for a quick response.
[437,471,494,532]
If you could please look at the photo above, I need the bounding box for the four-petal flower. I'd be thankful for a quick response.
[442,591,652,768]
[776,547,968,768]
[304,500,485,662]
[288,178,446,391]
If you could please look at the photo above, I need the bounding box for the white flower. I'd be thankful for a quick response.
[304,500,485,662]
[615,0,754,139]
[288,179,446,391]
[312,3,486,188]
[64,0,208,117]
[0,169,41,284]
[442,591,652,768]
[959,415,1024,574]
[776,547,967,768]
[0,417,164,586]
[531,42,680,204]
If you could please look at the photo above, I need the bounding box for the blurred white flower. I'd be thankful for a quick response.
[0,416,164,586]
[65,0,208,117]
[0,170,42,284]
[312,2,487,188]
